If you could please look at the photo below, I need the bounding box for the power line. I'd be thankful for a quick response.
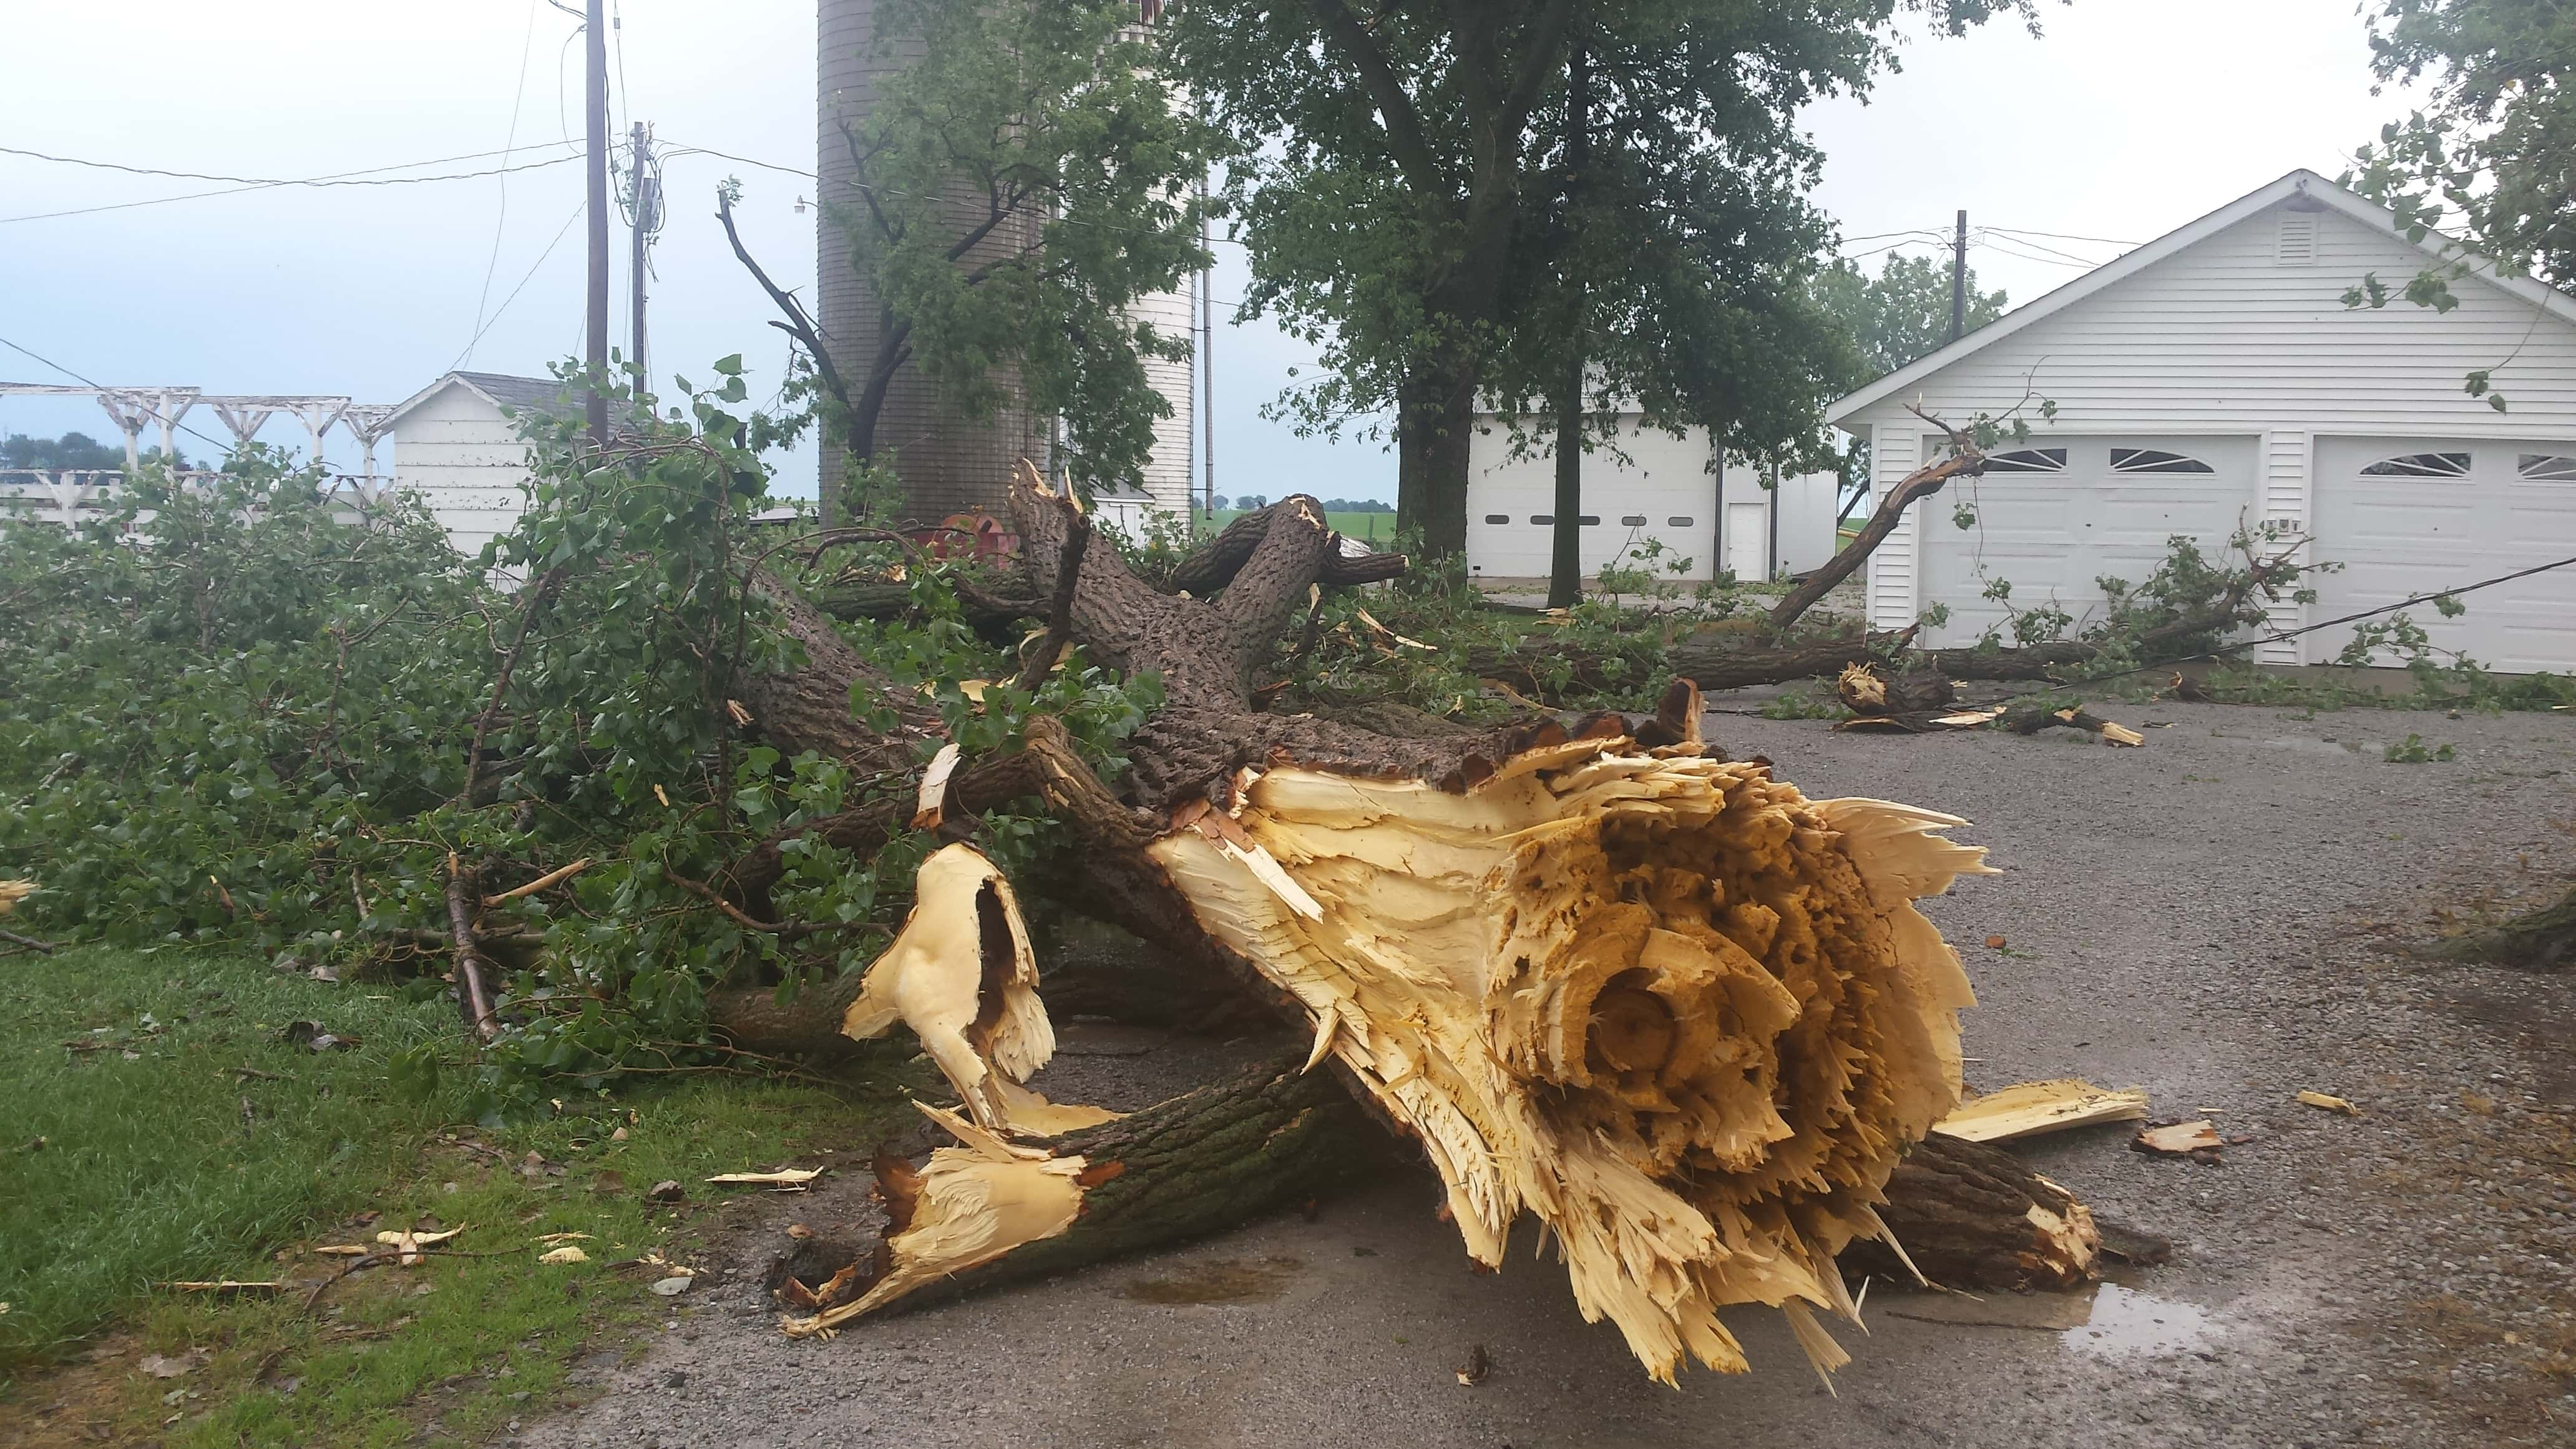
[2043,552,2576,693]
[0,140,572,189]
[467,0,549,369]
[0,334,234,454]
[449,199,589,371]
[0,150,580,227]
[1982,223,2144,248]
[1970,236,2100,269]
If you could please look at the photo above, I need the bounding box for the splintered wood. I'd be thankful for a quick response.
[836,843,1120,1137]
[1934,1079,2150,1143]
[1151,739,1992,1383]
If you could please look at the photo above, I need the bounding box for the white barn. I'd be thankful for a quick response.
[1465,411,1840,584]
[1830,169,2576,675]
[380,371,580,559]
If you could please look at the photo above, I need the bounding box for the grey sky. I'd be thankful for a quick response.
[1,1,2412,504]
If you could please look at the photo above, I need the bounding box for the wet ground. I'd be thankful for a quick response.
[516,701,2576,1448]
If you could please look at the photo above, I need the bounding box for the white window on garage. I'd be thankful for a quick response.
[2359,451,2472,478]
[1983,447,2067,474]
[2109,447,2217,474]
[2516,454,2576,482]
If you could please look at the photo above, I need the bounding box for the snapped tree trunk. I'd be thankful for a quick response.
[724,464,2042,1383]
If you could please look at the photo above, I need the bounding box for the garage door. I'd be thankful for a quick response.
[1918,434,2260,648]
[2313,438,2576,674]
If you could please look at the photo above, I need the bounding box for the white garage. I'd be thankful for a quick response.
[1829,169,2576,675]
[2311,438,2576,673]
[1461,412,1843,585]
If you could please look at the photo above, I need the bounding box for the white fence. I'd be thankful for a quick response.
[0,469,400,528]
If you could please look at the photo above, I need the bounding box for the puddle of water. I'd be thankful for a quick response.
[1873,1279,2223,1359]
[1121,1256,1302,1305]
[2061,1283,2219,1357]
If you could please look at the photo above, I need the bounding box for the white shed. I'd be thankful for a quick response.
[1464,411,1840,585]
[1830,169,2576,675]
[382,371,580,559]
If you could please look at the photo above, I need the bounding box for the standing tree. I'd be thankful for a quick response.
[724,0,1220,519]
[1485,9,1869,605]
[2344,0,2576,409]
[1170,0,2042,557]
[1815,251,2011,517]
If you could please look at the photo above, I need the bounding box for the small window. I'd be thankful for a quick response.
[1483,513,1511,524]
[2110,447,2217,474]
[1578,514,1601,526]
[1530,514,1553,525]
[1666,515,1694,527]
[2517,454,2576,481]
[2360,451,2471,478]
[1620,514,1648,526]
[1984,447,2067,474]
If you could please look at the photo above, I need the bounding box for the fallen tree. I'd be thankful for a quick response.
[707,465,2069,1382]
[1,418,2097,1386]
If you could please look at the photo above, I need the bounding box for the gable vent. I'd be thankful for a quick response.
[2276,212,2318,266]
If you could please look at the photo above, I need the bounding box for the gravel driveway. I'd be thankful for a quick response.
[516,701,2576,1449]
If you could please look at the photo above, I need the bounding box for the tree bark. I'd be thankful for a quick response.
[1840,1132,2100,1292]
[1397,352,1478,559]
[2438,886,2576,970]
[796,1048,2098,1330]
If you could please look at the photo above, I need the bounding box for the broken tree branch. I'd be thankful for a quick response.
[445,852,500,1042]
[1769,406,1986,635]
[1011,505,1091,695]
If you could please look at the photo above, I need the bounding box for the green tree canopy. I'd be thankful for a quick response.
[796,0,1220,512]
[1816,251,2011,382]
[1169,0,2042,556]
[2349,0,2576,291]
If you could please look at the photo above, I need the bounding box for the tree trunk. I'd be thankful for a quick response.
[1397,353,1478,560]
[779,1048,1373,1335]
[781,1049,2099,1339]
[726,462,2037,1383]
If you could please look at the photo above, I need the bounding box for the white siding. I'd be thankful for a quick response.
[1465,416,1722,580]
[1853,198,2576,663]
[2257,429,2312,663]
[1130,275,1196,515]
[388,381,534,559]
[1774,471,1842,576]
[1865,422,1920,628]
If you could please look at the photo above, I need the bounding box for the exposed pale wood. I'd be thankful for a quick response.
[1933,1079,2150,1143]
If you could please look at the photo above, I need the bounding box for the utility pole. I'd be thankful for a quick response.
[583,0,610,449]
[1950,208,1968,346]
[1547,34,1591,610]
[628,122,658,394]
[1201,220,1216,519]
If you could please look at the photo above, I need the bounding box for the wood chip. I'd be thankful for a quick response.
[2296,1090,2363,1117]
[1934,1079,2149,1143]
[705,1168,822,1187]
[2133,1120,2224,1158]
[538,1246,590,1264]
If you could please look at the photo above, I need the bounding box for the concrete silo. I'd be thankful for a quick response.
[816,0,1198,526]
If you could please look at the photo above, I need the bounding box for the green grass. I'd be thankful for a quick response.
[0,945,913,1445]
[1204,508,1397,543]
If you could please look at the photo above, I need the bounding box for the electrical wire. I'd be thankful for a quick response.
[2014,552,2576,695]
[0,151,579,227]
[467,0,548,369]
[1982,224,2144,249]
[1969,235,2100,269]
[449,199,589,371]
[0,334,235,454]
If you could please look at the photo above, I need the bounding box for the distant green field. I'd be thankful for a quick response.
[1204,509,1398,542]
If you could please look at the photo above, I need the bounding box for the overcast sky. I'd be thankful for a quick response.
[1,1,2414,503]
